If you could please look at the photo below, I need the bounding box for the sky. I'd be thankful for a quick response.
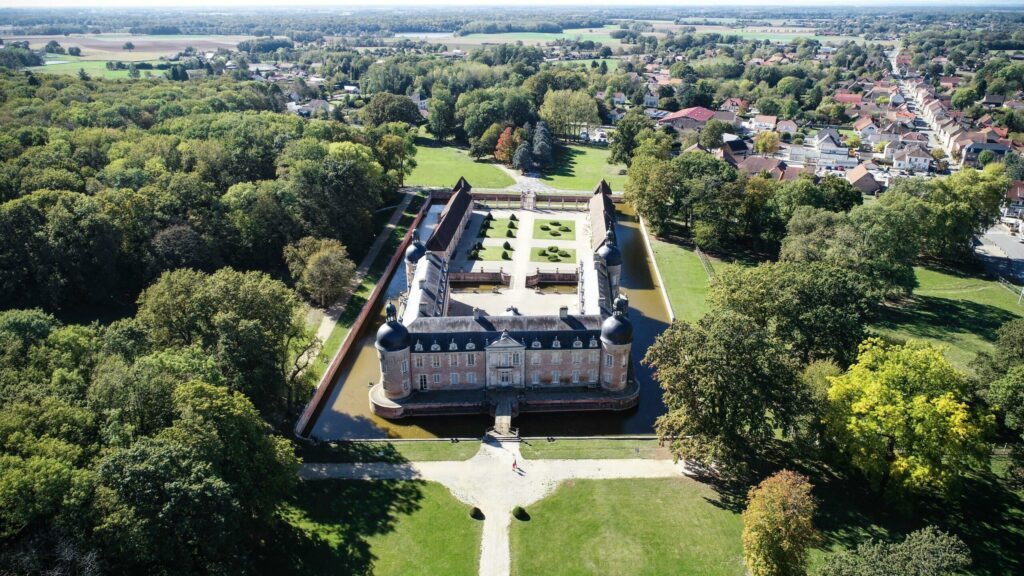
[3,0,1012,8]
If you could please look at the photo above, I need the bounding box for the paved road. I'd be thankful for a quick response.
[978,224,1024,281]
[300,439,686,576]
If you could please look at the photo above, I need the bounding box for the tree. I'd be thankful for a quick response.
[427,87,457,142]
[538,90,599,140]
[367,124,417,187]
[361,92,421,127]
[743,471,819,576]
[644,310,801,465]
[754,131,781,156]
[826,339,992,497]
[512,141,534,172]
[608,107,656,166]
[67,46,81,56]
[284,237,357,307]
[122,42,134,52]
[699,119,732,151]
[815,526,970,576]
[494,127,517,165]
[471,122,504,160]
[531,121,554,168]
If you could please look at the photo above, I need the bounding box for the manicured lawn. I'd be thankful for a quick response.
[300,440,481,463]
[510,477,744,576]
[871,266,1024,370]
[649,238,712,324]
[533,219,577,241]
[407,138,514,189]
[479,218,521,239]
[473,246,514,261]
[519,438,669,459]
[541,145,627,191]
[284,480,481,576]
[530,247,576,264]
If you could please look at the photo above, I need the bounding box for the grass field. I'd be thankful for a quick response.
[12,33,249,61]
[430,25,624,50]
[284,480,480,576]
[474,246,514,261]
[28,56,166,78]
[510,477,744,576]
[872,266,1024,370]
[533,219,577,241]
[519,438,669,459]
[541,145,627,191]
[479,219,521,239]
[407,139,514,189]
[530,247,576,263]
[550,58,617,69]
[300,440,482,463]
[649,238,712,324]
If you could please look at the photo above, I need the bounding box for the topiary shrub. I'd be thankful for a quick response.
[508,221,517,229]
[548,245,558,253]
[548,255,560,262]
[550,230,561,237]
[510,214,518,221]
[559,226,571,232]
[470,507,485,520]
[501,250,510,260]
[550,220,561,226]
[512,506,530,521]
[506,230,515,238]
[503,241,512,250]
[538,249,547,256]
[558,251,569,257]
[540,224,550,231]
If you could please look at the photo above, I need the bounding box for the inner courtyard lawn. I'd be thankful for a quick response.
[530,247,576,263]
[533,219,577,241]
[407,138,514,189]
[540,145,628,191]
[479,219,521,239]
[284,480,481,576]
[510,477,744,576]
[473,246,514,261]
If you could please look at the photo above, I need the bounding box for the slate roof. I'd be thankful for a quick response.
[407,314,603,352]
[426,178,473,252]
[589,180,616,251]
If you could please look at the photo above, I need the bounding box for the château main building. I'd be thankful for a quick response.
[369,178,638,420]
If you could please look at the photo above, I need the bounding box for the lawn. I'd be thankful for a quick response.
[472,245,514,261]
[510,477,744,576]
[649,238,712,324]
[300,440,481,463]
[283,480,481,576]
[533,219,577,241]
[407,138,514,189]
[479,218,521,239]
[872,266,1024,370]
[530,247,576,264]
[519,438,669,459]
[541,145,628,191]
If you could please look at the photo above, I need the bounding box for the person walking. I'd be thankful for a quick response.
[512,458,518,472]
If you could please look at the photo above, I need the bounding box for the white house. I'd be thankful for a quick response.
[893,148,932,172]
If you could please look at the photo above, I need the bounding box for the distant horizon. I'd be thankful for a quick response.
[4,0,1023,9]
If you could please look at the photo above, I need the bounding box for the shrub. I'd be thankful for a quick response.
[484,213,494,221]
[550,220,561,226]
[548,245,558,253]
[510,214,518,221]
[558,251,569,257]
[503,241,512,250]
[559,226,571,232]
[513,506,530,520]
[550,230,561,237]
[540,224,550,231]
[501,250,510,260]
[548,255,560,262]
[470,506,485,520]
[508,221,517,229]
[539,249,547,256]
[506,230,515,238]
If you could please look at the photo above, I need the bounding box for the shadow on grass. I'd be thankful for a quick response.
[873,295,1017,344]
[266,478,426,576]
[540,144,584,181]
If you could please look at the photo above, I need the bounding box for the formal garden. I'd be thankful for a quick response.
[533,219,577,241]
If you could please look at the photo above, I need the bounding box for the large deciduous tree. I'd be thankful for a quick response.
[742,470,819,576]
[608,107,655,166]
[361,92,421,127]
[815,526,970,576]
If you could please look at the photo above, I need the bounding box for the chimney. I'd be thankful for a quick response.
[559,306,569,319]
[473,307,484,320]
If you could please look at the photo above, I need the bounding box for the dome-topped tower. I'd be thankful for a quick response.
[376,302,410,352]
[404,230,426,289]
[601,295,633,346]
[596,229,623,299]
[599,295,632,392]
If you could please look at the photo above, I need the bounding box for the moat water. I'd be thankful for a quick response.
[308,205,673,439]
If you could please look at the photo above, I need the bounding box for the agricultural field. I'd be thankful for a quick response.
[9,33,250,61]
[396,25,626,50]
[28,56,165,78]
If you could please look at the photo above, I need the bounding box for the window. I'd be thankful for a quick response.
[466,342,476,350]
[400,360,408,374]
[552,352,561,364]
[415,356,424,368]
[431,342,440,351]
[531,340,541,349]
[419,375,428,390]
[573,338,582,348]
[620,372,628,384]
[449,341,458,351]
[531,354,540,365]
[552,338,561,349]
[589,337,599,348]
[532,371,540,384]
[588,370,597,382]
[433,373,441,384]
[431,355,440,368]
[415,342,423,352]
[450,373,459,385]
[605,354,613,368]
[621,354,627,367]
[467,354,476,367]
[572,370,580,383]
[467,373,477,385]
[512,352,521,366]
[552,370,560,383]
[500,372,511,384]
[572,351,581,365]
[449,354,458,367]
[589,351,599,363]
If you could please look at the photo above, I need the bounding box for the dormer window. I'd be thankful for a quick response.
[466,342,476,350]
[573,338,582,348]
[552,338,561,349]
[589,337,599,348]
[414,341,424,352]
[532,339,541,349]
[430,342,441,351]
[449,340,458,351]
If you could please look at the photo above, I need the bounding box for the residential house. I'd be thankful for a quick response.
[853,117,879,139]
[657,106,716,131]
[978,94,1006,109]
[776,119,798,135]
[961,140,1011,167]
[893,147,932,172]
[720,97,748,113]
[846,164,883,195]
[751,114,777,132]
[811,128,857,169]
[737,156,807,182]
[834,93,863,107]
[712,110,739,128]
[1004,180,1024,220]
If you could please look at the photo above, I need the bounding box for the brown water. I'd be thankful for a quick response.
[308,205,673,440]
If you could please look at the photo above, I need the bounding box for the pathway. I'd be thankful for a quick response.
[311,190,416,348]
[299,439,687,576]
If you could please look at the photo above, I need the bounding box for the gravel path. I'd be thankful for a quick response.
[299,440,686,576]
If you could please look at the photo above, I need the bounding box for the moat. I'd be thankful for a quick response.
[308,202,672,440]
